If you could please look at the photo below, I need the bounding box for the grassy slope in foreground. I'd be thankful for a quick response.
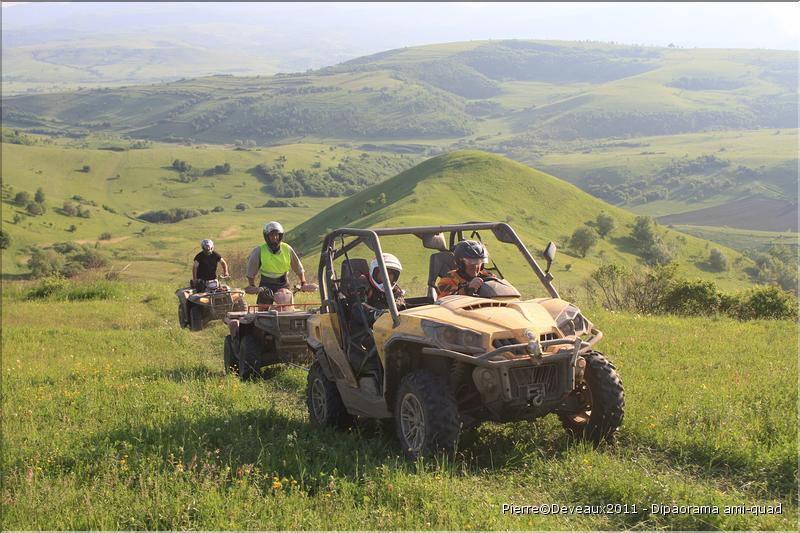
[1,281,796,529]
[288,150,754,292]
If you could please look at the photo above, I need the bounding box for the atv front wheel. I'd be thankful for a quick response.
[238,334,262,380]
[178,304,188,328]
[223,335,239,374]
[306,360,353,430]
[394,370,460,459]
[189,306,204,332]
[559,352,624,444]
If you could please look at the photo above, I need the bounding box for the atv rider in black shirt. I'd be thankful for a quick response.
[192,239,229,292]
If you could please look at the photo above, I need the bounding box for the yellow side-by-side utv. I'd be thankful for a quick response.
[304,222,624,457]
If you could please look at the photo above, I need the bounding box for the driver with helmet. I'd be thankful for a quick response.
[192,239,229,292]
[437,240,494,297]
[245,221,316,304]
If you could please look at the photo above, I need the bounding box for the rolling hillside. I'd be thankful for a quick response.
[287,150,754,293]
[3,40,796,235]
[0,136,419,280]
[4,41,795,144]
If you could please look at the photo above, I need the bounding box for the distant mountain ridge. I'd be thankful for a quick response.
[3,40,796,144]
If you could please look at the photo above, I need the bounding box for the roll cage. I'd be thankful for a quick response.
[316,222,559,329]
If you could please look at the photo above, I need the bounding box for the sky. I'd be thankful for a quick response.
[3,1,799,52]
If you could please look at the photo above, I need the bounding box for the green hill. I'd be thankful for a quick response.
[287,150,754,293]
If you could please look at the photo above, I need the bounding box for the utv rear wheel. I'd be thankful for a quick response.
[223,335,239,374]
[559,353,624,444]
[238,334,262,380]
[394,370,460,459]
[306,360,353,430]
[189,306,204,332]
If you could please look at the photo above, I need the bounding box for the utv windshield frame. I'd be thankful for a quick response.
[316,222,559,328]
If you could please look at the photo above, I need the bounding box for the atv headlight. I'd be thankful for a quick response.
[422,320,487,354]
[197,296,210,304]
[555,304,592,337]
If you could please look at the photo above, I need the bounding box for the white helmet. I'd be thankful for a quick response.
[369,253,402,292]
[263,221,284,235]
[263,221,284,244]
[201,239,214,251]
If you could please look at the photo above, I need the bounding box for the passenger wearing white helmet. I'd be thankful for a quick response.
[349,252,406,367]
[245,221,316,304]
[357,252,406,325]
[192,239,229,292]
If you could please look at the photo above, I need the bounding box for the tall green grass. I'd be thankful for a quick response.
[1,281,796,529]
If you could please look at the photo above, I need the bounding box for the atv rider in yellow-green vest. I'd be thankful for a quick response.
[245,221,317,305]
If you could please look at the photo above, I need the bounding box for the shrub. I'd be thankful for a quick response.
[663,279,721,316]
[25,202,43,216]
[729,285,799,321]
[212,206,225,212]
[72,246,109,269]
[25,275,69,298]
[138,208,201,223]
[34,187,45,203]
[235,203,249,211]
[569,226,598,258]
[27,248,64,278]
[709,248,728,271]
[14,191,30,205]
[81,165,91,173]
[26,277,122,300]
[0,229,10,250]
[99,232,112,240]
[596,213,617,238]
[62,200,78,216]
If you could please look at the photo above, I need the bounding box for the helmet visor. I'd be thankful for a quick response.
[372,268,400,285]
[462,258,483,268]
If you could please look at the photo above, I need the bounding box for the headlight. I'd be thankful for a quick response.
[555,304,592,337]
[198,297,210,304]
[422,320,487,354]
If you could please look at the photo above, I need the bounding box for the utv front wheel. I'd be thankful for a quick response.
[223,335,239,374]
[306,360,353,429]
[178,304,188,328]
[394,370,460,459]
[189,306,204,332]
[559,352,624,444]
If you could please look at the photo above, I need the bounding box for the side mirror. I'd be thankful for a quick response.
[543,241,557,273]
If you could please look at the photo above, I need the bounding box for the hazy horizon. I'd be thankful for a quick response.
[3,2,799,54]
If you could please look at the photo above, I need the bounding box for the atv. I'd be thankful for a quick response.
[176,277,246,332]
[304,222,624,457]
[223,285,318,380]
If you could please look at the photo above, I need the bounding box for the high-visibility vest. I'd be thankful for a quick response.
[259,242,291,278]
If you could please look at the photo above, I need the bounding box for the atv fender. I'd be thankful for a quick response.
[228,319,240,339]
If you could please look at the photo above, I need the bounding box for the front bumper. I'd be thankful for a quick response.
[422,337,583,417]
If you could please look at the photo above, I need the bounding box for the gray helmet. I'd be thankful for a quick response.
[200,239,214,251]
[453,240,489,262]
[263,221,284,243]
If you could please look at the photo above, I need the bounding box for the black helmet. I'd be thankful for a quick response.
[453,240,489,262]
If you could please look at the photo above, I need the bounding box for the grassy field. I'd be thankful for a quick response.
[532,129,798,220]
[1,279,796,529]
[667,225,798,254]
[0,137,418,280]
